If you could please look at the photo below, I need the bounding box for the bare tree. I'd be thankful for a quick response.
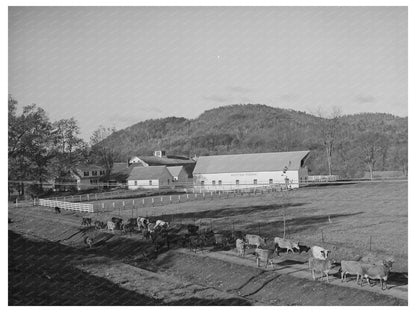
[357,131,389,180]
[90,125,117,175]
[317,106,342,176]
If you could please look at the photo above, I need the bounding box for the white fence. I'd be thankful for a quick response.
[38,199,94,213]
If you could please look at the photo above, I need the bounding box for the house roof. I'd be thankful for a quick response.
[75,164,105,172]
[138,156,195,166]
[166,166,184,177]
[128,166,172,181]
[193,151,310,174]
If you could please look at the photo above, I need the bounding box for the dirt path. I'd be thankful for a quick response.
[9,206,408,306]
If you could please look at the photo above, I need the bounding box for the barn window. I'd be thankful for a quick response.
[218,180,222,185]
[92,170,97,176]
[236,180,240,185]
[253,179,257,185]
[201,181,205,186]
[100,170,105,175]
[84,171,89,177]
[134,180,137,186]
[212,180,216,186]
[269,179,273,184]
[149,180,152,185]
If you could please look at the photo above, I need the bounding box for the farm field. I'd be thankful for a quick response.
[9,181,408,305]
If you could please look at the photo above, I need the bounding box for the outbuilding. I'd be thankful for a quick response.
[127,166,174,190]
[193,150,310,191]
[166,166,191,185]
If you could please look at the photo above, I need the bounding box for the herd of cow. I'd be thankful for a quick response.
[79,215,394,291]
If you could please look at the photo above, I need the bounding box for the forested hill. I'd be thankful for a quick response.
[98,104,408,178]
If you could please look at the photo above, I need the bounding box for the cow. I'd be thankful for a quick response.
[127,218,138,227]
[236,238,246,257]
[147,222,157,233]
[107,221,116,232]
[137,217,149,230]
[361,260,392,290]
[308,257,335,283]
[81,217,92,227]
[361,254,395,268]
[111,217,123,230]
[310,246,331,260]
[245,234,267,248]
[274,237,300,254]
[187,224,199,235]
[54,206,61,214]
[94,220,105,230]
[155,220,169,230]
[214,233,228,247]
[121,222,135,235]
[188,235,204,253]
[255,248,276,268]
[341,260,364,285]
[84,236,93,248]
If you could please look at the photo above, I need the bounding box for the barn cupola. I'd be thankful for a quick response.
[154,150,166,158]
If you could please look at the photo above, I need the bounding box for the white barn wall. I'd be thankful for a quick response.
[128,179,159,190]
[194,170,304,191]
[127,169,173,190]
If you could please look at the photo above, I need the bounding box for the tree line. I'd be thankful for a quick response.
[8,95,117,198]
[8,98,408,199]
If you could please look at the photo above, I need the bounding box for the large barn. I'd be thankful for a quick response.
[193,151,310,191]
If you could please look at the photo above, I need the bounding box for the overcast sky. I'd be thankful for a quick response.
[9,6,407,140]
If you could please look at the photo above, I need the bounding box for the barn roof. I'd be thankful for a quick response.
[193,151,310,174]
[166,166,184,177]
[127,166,172,180]
[138,156,195,166]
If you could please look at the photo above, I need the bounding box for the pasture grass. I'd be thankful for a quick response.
[81,181,408,270]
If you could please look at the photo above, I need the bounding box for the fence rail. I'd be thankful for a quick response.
[38,199,94,213]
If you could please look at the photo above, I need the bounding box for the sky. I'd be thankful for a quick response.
[8,6,408,140]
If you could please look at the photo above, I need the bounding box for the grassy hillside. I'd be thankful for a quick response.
[99,104,407,178]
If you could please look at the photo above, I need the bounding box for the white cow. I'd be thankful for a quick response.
[155,220,169,230]
[245,234,266,248]
[107,221,116,233]
[310,246,331,260]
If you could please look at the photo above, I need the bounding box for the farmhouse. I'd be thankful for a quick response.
[69,165,106,191]
[193,150,310,191]
[127,166,174,190]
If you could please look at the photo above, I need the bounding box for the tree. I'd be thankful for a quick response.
[51,118,87,175]
[8,97,57,196]
[90,125,118,176]
[317,107,342,176]
[357,131,389,179]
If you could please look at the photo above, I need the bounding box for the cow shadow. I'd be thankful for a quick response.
[387,272,408,288]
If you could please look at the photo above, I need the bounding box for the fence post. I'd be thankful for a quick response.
[15,198,18,208]
[161,196,163,203]
[95,194,97,200]
[79,195,82,202]
[170,195,172,204]
[63,196,66,202]
[283,216,286,239]
[142,198,145,207]
[102,203,104,210]
[87,194,89,201]
[370,236,372,251]
[152,198,154,207]
[178,195,180,202]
